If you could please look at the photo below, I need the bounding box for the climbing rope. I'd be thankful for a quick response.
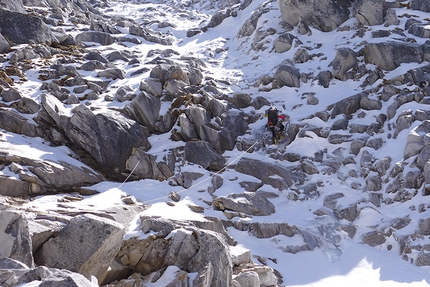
[119,137,263,204]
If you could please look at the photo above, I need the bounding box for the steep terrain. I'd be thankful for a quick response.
[1,0,430,286]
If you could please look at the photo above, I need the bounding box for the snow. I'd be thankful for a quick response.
[6,0,430,286]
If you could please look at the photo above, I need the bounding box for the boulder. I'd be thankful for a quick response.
[0,210,34,268]
[273,33,297,53]
[123,92,161,130]
[0,9,57,45]
[64,105,151,179]
[353,0,384,26]
[35,214,125,283]
[278,0,351,32]
[75,31,116,46]
[331,48,358,81]
[125,148,174,181]
[0,33,10,54]
[235,157,305,190]
[184,141,225,170]
[274,61,301,88]
[213,192,276,216]
[237,3,271,38]
[364,41,424,71]
[129,24,174,45]
[361,231,386,247]
[411,0,430,12]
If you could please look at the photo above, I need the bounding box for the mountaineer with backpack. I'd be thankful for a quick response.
[265,106,286,144]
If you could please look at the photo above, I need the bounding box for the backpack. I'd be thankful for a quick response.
[267,108,278,124]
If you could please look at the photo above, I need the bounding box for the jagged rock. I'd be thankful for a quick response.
[139,78,163,97]
[11,98,40,114]
[123,92,161,131]
[184,140,225,170]
[0,9,58,45]
[361,231,386,247]
[125,148,175,181]
[364,41,424,71]
[237,3,270,38]
[213,192,276,216]
[0,109,43,138]
[353,0,384,26]
[119,226,232,287]
[235,157,305,190]
[64,104,151,180]
[0,211,34,268]
[278,0,351,32]
[200,109,248,152]
[35,214,125,283]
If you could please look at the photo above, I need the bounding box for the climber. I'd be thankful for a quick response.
[265,106,286,144]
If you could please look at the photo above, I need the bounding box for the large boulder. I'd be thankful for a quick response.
[331,48,358,81]
[0,9,57,45]
[353,0,384,26]
[65,105,151,180]
[278,0,351,32]
[364,41,424,71]
[118,219,232,287]
[35,214,125,283]
[184,141,226,170]
[274,61,301,88]
[235,157,305,190]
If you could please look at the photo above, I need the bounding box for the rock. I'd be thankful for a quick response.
[331,48,358,81]
[0,33,9,54]
[353,0,384,26]
[301,159,319,174]
[330,93,363,118]
[75,31,116,46]
[416,252,430,267]
[237,3,270,38]
[278,0,351,32]
[35,214,125,283]
[361,231,386,247]
[123,92,161,130]
[235,157,305,190]
[364,41,424,71]
[65,104,151,180]
[0,210,34,268]
[273,33,297,53]
[0,108,43,138]
[129,24,174,45]
[184,140,225,170]
[366,172,382,191]
[274,61,301,88]
[213,192,276,216]
[97,68,125,80]
[234,271,260,287]
[411,0,430,12]
[0,9,57,45]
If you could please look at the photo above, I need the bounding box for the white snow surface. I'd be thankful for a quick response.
[4,0,430,286]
